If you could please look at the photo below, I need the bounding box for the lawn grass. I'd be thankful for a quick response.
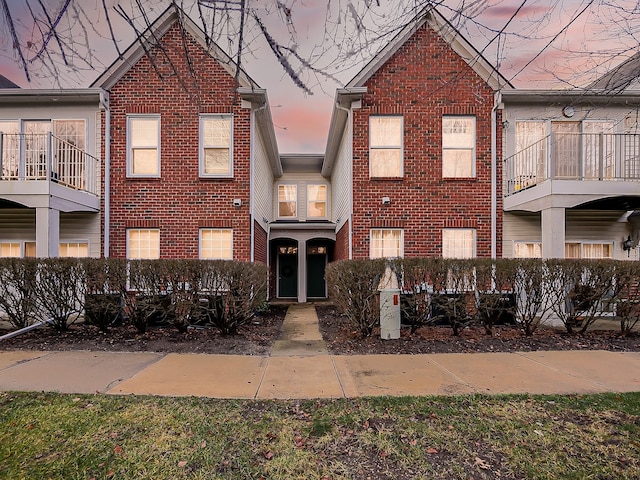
[1,391,639,479]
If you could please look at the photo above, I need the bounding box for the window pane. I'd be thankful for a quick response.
[442,229,475,258]
[54,120,85,150]
[59,242,89,258]
[204,148,231,175]
[370,117,402,147]
[278,185,297,217]
[514,242,542,258]
[443,117,474,147]
[0,242,21,257]
[203,118,231,147]
[0,121,19,178]
[132,149,158,175]
[308,185,327,218]
[128,229,160,259]
[442,150,473,177]
[200,229,233,259]
[24,242,36,258]
[565,243,581,259]
[370,229,403,259]
[130,119,158,147]
[582,243,612,259]
[370,149,402,177]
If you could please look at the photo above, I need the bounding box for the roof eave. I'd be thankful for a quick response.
[322,87,367,177]
[501,89,640,105]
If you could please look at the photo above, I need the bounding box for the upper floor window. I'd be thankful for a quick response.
[370,116,403,177]
[200,115,232,177]
[127,229,160,259]
[442,116,475,178]
[200,228,233,260]
[442,228,475,258]
[307,184,327,218]
[127,116,160,177]
[0,121,19,178]
[370,228,403,259]
[278,184,297,218]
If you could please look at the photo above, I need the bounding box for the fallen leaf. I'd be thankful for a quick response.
[475,456,490,470]
[379,450,388,458]
[409,439,417,446]
[113,445,123,455]
[178,461,187,467]
[264,451,274,460]
[534,430,544,437]
[109,432,118,439]
[427,447,438,454]
[201,441,207,448]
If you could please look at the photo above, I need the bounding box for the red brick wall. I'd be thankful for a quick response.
[253,220,267,264]
[106,22,252,260]
[351,22,503,259]
[334,220,350,261]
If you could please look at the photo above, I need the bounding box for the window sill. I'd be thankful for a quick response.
[369,176,404,181]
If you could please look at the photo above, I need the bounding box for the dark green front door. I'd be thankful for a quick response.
[307,250,327,298]
[278,254,297,298]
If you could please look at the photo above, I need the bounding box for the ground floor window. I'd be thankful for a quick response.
[127,229,160,259]
[0,242,21,257]
[565,242,612,259]
[59,242,89,258]
[370,229,403,259]
[514,241,542,258]
[200,229,233,260]
[442,229,475,258]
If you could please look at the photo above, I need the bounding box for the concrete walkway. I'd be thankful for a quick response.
[1,304,640,399]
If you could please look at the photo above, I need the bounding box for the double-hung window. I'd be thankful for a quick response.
[278,185,297,218]
[127,116,160,177]
[127,229,160,259]
[307,184,327,218]
[370,229,403,259]
[370,116,403,177]
[200,115,232,177]
[200,229,233,260]
[442,116,476,178]
[442,229,475,259]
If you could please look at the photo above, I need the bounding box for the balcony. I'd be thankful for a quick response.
[504,132,640,211]
[0,132,99,212]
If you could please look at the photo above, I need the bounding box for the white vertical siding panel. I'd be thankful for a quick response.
[253,127,274,224]
[330,117,352,230]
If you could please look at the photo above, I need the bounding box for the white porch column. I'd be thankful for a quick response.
[36,207,60,258]
[298,239,307,303]
[541,207,565,259]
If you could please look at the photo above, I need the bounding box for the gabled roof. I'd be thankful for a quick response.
[347,4,512,91]
[91,4,257,90]
[0,74,19,88]
[588,52,640,92]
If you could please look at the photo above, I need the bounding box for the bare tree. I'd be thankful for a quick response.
[2,1,638,93]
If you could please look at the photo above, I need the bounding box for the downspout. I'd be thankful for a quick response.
[491,91,501,260]
[250,101,269,264]
[100,90,111,258]
[334,101,354,259]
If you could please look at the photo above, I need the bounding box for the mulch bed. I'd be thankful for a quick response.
[2,303,639,355]
[316,305,640,355]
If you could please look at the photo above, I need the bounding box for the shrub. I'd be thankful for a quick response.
[474,258,518,336]
[83,258,126,332]
[199,260,268,335]
[511,259,554,336]
[0,258,40,329]
[612,260,640,336]
[390,257,437,334]
[162,259,203,333]
[428,258,475,336]
[35,258,86,331]
[326,259,386,337]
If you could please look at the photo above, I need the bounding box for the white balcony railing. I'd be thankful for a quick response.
[0,132,99,195]
[504,132,640,196]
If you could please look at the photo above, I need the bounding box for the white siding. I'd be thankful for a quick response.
[330,115,352,231]
[0,209,100,257]
[504,210,631,259]
[253,127,274,225]
[274,173,329,221]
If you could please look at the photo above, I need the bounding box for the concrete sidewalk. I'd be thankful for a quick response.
[1,304,640,399]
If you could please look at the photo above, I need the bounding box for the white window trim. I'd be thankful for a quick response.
[442,228,476,259]
[369,115,404,178]
[199,228,234,260]
[277,183,298,219]
[369,228,404,259]
[59,241,90,258]
[307,183,329,220]
[199,114,233,178]
[442,115,476,178]
[126,115,161,178]
[126,229,160,260]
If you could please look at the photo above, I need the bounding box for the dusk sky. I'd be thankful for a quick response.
[0,0,636,153]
